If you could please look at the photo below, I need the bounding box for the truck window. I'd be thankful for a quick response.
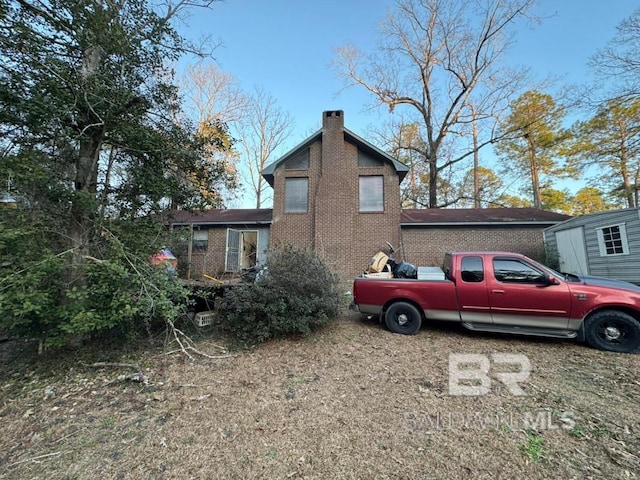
[443,254,452,280]
[493,258,545,284]
[461,256,484,283]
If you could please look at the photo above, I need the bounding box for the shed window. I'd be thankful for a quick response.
[285,177,308,213]
[192,230,208,252]
[596,224,629,256]
[359,176,384,212]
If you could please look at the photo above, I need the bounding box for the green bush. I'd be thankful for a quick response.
[218,245,341,344]
[0,214,192,349]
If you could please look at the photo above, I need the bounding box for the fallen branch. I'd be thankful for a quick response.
[164,318,233,361]
[84,362,148,384]
[164,348,234,359]
[8,451,66,468]
[176,382,223,387]
[82,255,105,264]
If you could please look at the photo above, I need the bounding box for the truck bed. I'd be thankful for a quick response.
[352,276,459,318]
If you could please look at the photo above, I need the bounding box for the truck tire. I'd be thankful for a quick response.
[584,310,640,353]
[385,302,422,335]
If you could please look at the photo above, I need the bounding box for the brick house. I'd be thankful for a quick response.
[169,110,570,280]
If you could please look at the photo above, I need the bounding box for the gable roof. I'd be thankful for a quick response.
[261,127,409,187]
[544,207,640,232]
[401,208,571,226]
[166,209,273,226]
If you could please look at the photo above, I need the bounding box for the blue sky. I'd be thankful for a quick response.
[182,0,637,208]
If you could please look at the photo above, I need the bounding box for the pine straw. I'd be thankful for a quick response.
[0,315,638,479]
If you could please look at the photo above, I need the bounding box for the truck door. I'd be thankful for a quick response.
[456,255,492,324]
[488,256,571,328]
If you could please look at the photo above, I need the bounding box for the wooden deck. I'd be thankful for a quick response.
[180,276,242,312]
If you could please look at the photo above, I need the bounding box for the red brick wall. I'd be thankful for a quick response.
[190,224,548,280]
[400,227,548,267]
[270,110,402,280]
[183,228,228,280]
[269,141,320,251]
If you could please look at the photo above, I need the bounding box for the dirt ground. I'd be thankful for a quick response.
[0,313,638,480]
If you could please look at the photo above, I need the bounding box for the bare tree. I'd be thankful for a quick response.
[370,119,428,207]
[237,88,294,208]
[590,7,640,100]
[180,64,247,205]
[181,64,247,124]
[334,0,535,208]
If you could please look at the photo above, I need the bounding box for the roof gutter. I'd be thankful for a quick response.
[401,221,561,227]
[170,220,273,226]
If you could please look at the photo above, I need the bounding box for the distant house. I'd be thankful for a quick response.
[169,110,570,280]
[544,208,640,284]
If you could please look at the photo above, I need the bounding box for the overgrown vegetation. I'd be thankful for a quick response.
[218,246,342,344]
[0,0,229,352]
[0,211,192,351]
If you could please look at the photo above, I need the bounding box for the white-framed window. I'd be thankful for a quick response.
[359,175,384,212]
[192,229,208,252]
[596,223,629,256]
[285,177,308,213]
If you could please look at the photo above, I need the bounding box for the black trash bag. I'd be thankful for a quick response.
[393,261,417,279]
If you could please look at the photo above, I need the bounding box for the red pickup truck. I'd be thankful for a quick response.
[351,252,640,353]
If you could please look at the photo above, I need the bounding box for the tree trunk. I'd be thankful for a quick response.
[67,132,104,287]
[428,157,437,208]
[255,184,261,209]
[473,116,480,208]
[620,154,635,208]
[66,42,104,286]
[527,137,542,209]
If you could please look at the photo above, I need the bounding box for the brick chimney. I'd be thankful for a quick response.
[322,110,344,130]
[314,110,357,270]
[320,110,345,175]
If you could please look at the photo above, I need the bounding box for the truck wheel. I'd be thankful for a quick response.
[385,302,422,335]
[584,310,640,353]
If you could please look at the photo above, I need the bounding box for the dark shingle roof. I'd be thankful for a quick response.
[166,207,568,227]
[167,209,273,225]
[261,128,409,187]
[401,208,571,225]
[261,130,321,187]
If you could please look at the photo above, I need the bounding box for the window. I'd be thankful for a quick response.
[192,229,208,252]
[461,256,484,283]
[285,177,308,212]
[359,176,384,212]
[493,258,545,284]
[358,149,384,167]
[596,224,629,256]
[285,149,309,170]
